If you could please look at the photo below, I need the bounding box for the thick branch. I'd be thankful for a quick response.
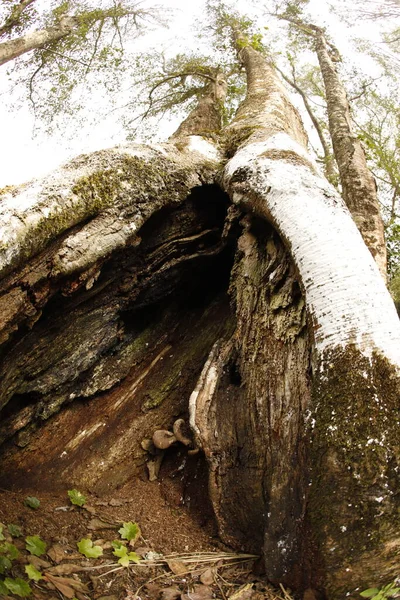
[0,16,78,66]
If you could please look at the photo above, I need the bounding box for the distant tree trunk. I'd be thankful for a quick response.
[279,16,387,279]
[0,38,399,600]
[313,28,388,279]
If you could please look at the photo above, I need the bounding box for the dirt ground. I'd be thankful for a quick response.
[0,447,290,600]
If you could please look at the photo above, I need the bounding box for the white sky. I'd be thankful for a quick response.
[0,0,393,187]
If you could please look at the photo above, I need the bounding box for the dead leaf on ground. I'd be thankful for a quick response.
[160,587,181,600]
[166,559,189,575]
[82,504,97,514]
[45,573,89,598]
[88,518,116,530]
[200,568,215,585]
[109,498,124,506]
[181,584,213,600]
[27,555,51,569]
[47,544,68,563]
[229,583,254,600]
[46,563,85,575]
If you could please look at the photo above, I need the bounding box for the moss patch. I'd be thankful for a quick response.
[308,346,400,596]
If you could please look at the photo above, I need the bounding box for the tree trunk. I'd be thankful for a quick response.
[0,46,399,600]
[313,29,387,280]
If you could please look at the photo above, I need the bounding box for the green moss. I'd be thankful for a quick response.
[223,125,261,158]
[307,346,400,591]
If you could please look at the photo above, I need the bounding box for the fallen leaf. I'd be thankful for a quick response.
[45,573,89,597]
[28,555,51,569]
[109,498,124,506]
[82,504,97,515]
[160,587,181,600]
[228,584,254,600]
[166,559,188,575]
[47,544,68,563]
[88,518,116,530]
[181,593,213,600]
[200,568,215,586]
[46,563,85,575]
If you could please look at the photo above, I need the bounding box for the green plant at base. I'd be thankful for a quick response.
[24,497,40,510]
[361,582,400,599]
[25,535,47,557]
[118,521,141,543]
[112,541,141,567]
[77,538,103,558]
[67,489,86,507]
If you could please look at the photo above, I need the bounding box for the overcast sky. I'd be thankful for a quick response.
[0,0,391,187]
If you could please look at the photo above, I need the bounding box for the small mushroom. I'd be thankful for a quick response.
[152,429,177,450]
[172,418,193,446]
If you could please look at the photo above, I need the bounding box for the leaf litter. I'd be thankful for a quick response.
[0,467,294,600]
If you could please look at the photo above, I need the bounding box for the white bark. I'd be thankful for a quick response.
[0,17,78,66]
[0,139,221,278]
[224,133,400,368]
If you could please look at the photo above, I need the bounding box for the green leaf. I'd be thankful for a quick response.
[24,497,40,510]
[0,580,8,595]
[25,564,43,581]
[25,535,47,557]
[126,551,141,564]
[0,525,5,541]
[112,543,140,566]
[67,489,86,507]
[4,577,32,597]
[0,542,20,560]
[77,538,103,559]
[112,542,127,558]
[0,555,12,574]
[118,522,141,543]
[8,524,23,537]
[360,590,380,598]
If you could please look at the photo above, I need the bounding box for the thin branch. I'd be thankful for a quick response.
[43,48,89,67]
[0,0,37,38]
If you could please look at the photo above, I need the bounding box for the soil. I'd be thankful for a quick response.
[0,446,287,600]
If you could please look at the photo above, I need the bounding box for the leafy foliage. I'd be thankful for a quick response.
[7,523,23,537]
[118,521,141,543]
[25,535,47,557]
[360,582,400,599]
[3,577,32,597]
[0,556,12,575]
[77,538,103,558]
[112,541,141,566]
[1,1,163,132]
[0,542,20,560]
[25,564,43,582]
[24,496,40,510]
[0,526,4,541]
[68,489,86,506]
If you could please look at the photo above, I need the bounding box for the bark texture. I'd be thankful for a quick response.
[313,30,387,279]
[0,16,78,66]
[0,40,400,600]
